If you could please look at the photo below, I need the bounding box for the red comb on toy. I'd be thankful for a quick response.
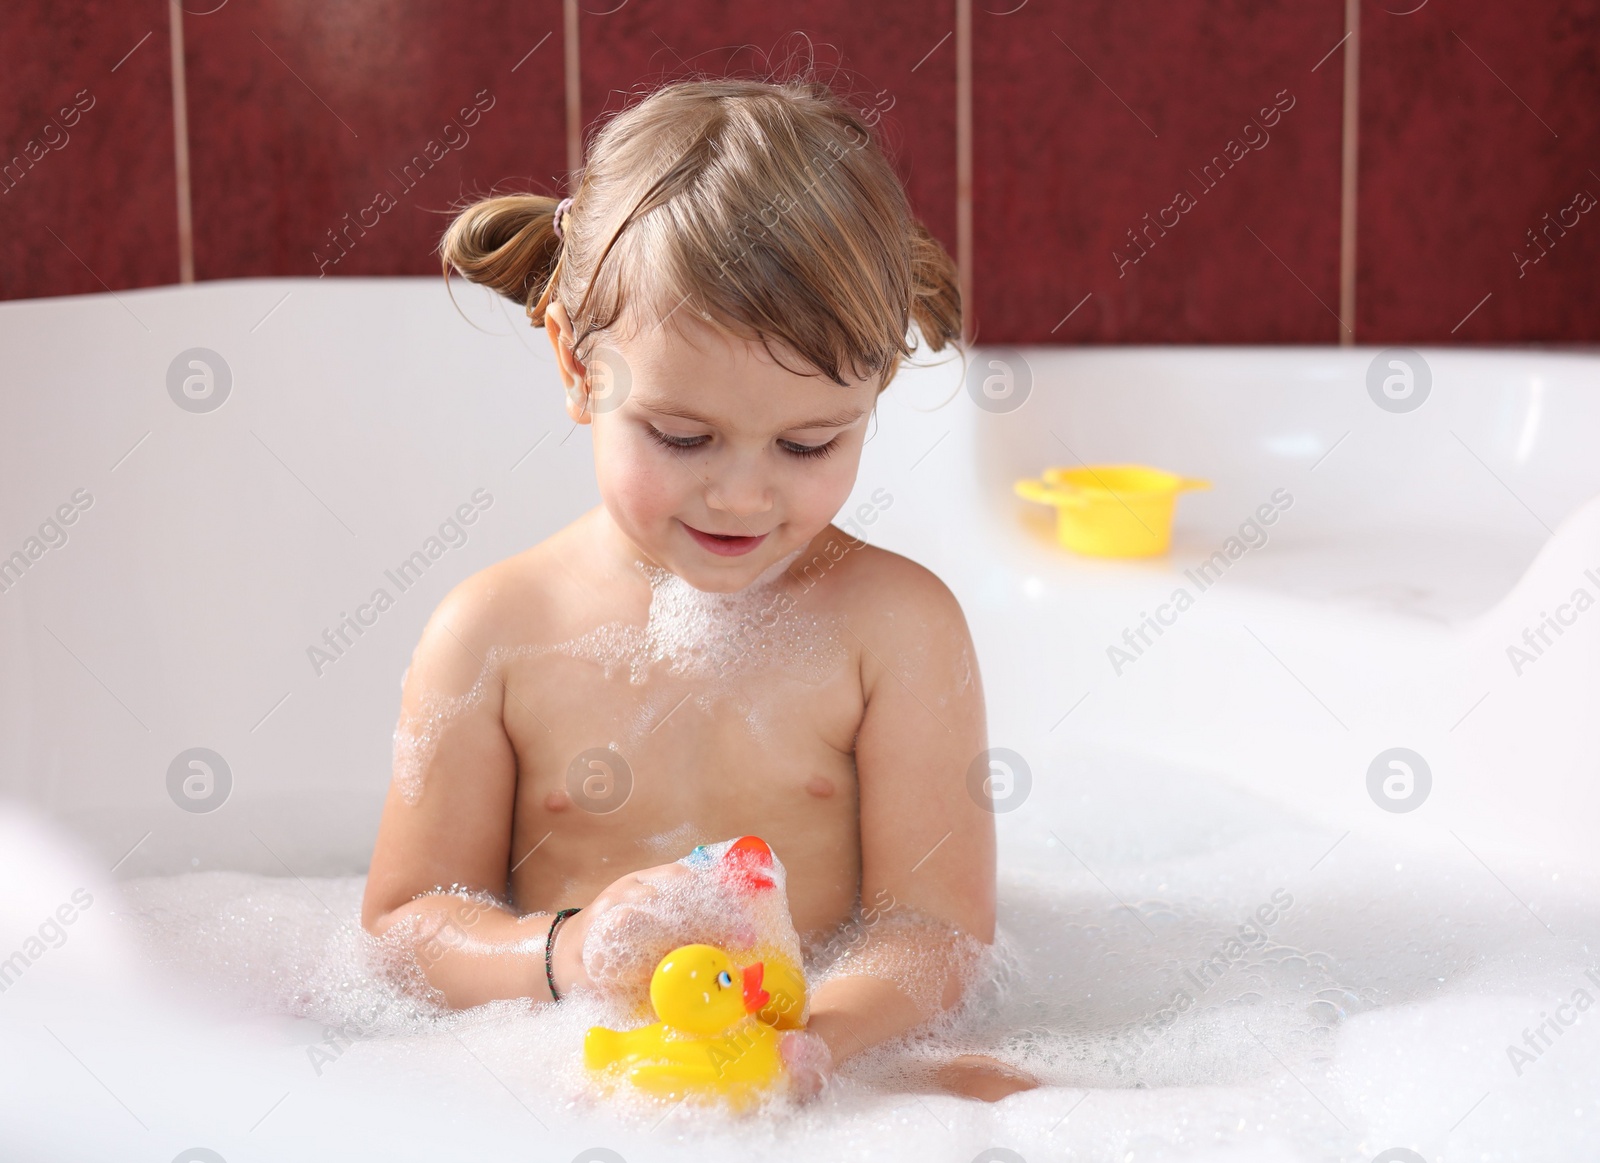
[720,835,776,893]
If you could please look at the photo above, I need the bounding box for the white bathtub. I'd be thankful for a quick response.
[3,279,1598,1161]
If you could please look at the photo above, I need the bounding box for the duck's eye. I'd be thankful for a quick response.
[717,970,732,987]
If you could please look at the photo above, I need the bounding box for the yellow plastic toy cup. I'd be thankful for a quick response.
[1013,464,1211,558]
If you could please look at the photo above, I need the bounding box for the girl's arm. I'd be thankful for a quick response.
[804,558,998,1065]
[360,575,691,1009]
[359,575,567,1007]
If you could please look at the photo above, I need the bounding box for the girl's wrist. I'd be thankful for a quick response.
[547,907,584,1000]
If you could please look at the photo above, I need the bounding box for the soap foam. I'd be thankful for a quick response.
[109,756,1600,1157]
[577,837,810,1025]
[390,665,506,806]
[808,900,992,1023]
[388,552,850,804]
[547,558,848,693]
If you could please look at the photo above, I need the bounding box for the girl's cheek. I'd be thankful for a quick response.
[596,433,683,526]
[803,470,851,527]
[802,451,866,529]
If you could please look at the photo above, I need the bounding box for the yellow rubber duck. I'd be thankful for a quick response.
[749,950,806,1029]
[584,943,787,1108]
[700,835,808,1029]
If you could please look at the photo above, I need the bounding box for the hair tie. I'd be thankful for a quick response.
[553,196,574,242]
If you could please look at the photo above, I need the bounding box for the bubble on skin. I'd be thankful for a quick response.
[388,551,852,805]
[550,558,849,692]
[410,882,508,912]
[637,820,707,861]
[390,657,509,807]
[807,900,991,1023]
[577,837,809,1025]
[956,640,975,693]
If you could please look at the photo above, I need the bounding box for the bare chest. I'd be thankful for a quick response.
[499,629,865,945]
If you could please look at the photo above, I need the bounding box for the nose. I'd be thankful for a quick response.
[701,452,773,524]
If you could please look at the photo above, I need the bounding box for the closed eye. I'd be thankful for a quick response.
[646,425,838,461]
[646,425,709,451]
[777,437,837,460]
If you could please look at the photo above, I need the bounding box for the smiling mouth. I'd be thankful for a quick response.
[682,521,769,556]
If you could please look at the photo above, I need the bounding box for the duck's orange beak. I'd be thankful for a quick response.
[741,961,769,1013]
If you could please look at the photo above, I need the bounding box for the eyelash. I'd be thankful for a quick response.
[782,439,838,461]
[644,425,838,461]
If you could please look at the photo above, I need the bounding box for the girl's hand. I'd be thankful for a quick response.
[778,1028,834,1101]
[930,1053,1040,1101]
[548,861,695,1000]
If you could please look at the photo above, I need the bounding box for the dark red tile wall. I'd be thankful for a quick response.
[1358,0,1600,342]
[3,0,1596,346]
[973,0,1346,343]
[181,0,566,280]
[0,0,178,299]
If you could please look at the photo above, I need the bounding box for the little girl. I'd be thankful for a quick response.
[361,74,1036,1103]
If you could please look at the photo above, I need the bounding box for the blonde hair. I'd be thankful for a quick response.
[437,75,962,393]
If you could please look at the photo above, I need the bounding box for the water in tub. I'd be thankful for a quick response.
[15,552,1600,1162]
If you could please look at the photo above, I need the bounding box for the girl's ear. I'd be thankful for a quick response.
[544,300,593,424]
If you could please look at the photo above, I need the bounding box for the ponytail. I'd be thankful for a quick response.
[438,193,567,327]
[438,74,967,394]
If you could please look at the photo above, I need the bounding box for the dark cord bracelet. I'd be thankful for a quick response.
[545,907,581,1002]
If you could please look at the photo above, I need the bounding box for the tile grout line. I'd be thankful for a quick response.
[169,0,195,283]
[147,6,1352,337]
[956,0,973,346]
[1338,0,1360,344]
[564,0,583,185]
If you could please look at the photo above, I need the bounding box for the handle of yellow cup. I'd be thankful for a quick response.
[1179,477,1212,492]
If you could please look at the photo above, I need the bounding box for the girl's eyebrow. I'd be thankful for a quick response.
[640,399,868,429]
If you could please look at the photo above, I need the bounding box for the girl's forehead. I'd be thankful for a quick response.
[635,390,870,432]
[617,313,878,428]
[628,308,798,374]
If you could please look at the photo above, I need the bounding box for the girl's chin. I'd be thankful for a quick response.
[673,553,776,591]
[663,534,815,594]
[608,513,821,591]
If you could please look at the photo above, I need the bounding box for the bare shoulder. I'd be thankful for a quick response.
[794,528,976,671]
[403,520,583,691]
